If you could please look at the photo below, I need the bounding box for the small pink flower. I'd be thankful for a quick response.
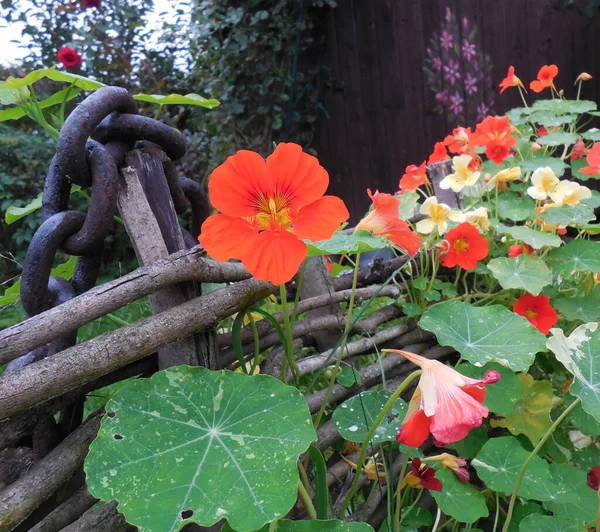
[462,40,477,61]
[465,73,478,95]
[449,92,464,115]
[433,56,443,72]
[441,30,453,51]
[443,59,461,86]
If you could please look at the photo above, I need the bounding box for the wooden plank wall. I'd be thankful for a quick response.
[314,0,600,221]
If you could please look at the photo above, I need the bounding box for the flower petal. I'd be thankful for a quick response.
[397,409,432,448]
[587,143,600,167]
[293,196,349,241]
[266,143,329,210]
[385,220,421,255]
[416,218,435,234]
[208,150,268,217]
[199,214,258,262]
[241,229,307,285]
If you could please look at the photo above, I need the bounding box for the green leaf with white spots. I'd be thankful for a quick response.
[487,255,553,295]
[519,515,585,532]
[582,127,600,141]
[306,231,387,256]
[530,111,578,127]
[540,204,595,227]
[85,366,316,532]
[419,302,547,372]
[537,132,579,147]
[430,469,489,524]
[543,463,598,523]
[547,323,600,422]
[548,240,600,275]
[507,502,545,532]
[472,436,557,501]
[336,366,361,388]
[331,390,407,445]
[553,286,600,322]
[498,225,563,249]
[222,520,375,532]
[496,193,536,222]
[133,93,220,109]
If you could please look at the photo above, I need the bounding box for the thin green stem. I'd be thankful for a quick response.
[279,284,300,385]
[338,369,422,517]
[249,314,261,374]
[313,253,362,429]
[291,259,307,323]
[154,104,164,121]
[59,83,75,126]
[297,480,317,520]
[397,489,423,531]
[502,397,581,532]
[394,454,410,530]
[492,491,500,532]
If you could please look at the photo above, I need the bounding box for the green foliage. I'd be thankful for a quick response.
[430,469,489,524]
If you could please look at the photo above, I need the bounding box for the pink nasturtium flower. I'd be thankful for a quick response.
[382,349,500,447]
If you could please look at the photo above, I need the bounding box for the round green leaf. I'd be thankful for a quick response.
[419,302,547,372]
[133,93,220,109]
[529,111,578,127]
[447,426,488,459]
[222,520,375,532]
[306,232,388,256]
[1,67,104,90]
[472,436,557,501]
[581,127,600,141]
[505,502,545,532]
[548,240,600,275]
[395,190,419,220]
[487,255,552,295]
[543,463,598,523]
[568,397,600,436]
[430,469,489,524]
[336,366,361,388]
[496,193,536,222]
[547,323,600,422]
[332,390,407,445]
[519,514,584,532]
[537,132,579,147]
[540,205,595,227]
[520,157,567,177]
[553,286,600,321]
[532,99,597,115]
[85,366,317,532]
[500,225,563,249]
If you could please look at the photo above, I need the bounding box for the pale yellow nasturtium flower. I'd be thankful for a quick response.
[548,181,592,206]
[416,197,462,235]
[439,154,481,193]
[463,207,490,230]
[487,166,521,187]
[527,167,559,200]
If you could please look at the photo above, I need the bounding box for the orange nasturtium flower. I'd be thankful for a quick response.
[579,142,600,176]
[499,65,525,94]
[513,293,558,334]
[355,189,421,255]
[530,64,558,93]
[469,115,516,164]
[575,72,593,84]
[199,143,349,285]
[440,222,489,270]
[398,161,430,192]
[444,126,471,154]
[382,349,500,447]
[428,141,450,164]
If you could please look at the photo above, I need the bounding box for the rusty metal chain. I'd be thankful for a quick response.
[13,86,210,382]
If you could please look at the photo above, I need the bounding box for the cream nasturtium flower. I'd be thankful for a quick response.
[527,166,559,200]
[440,154,481,193]
[416,197,463,235]
[548,181,592,206]
[463,207,490,230]
[487,166,521,187]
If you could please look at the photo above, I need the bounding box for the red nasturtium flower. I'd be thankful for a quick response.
[57,47,83,69]
[444,126,471,154]
[401,458,442,491]
[440,222,489,270]
[383,349,500,447]
[579,142,600,176]
[587,466,600,491]
[82,0,101,7]
[398,161,429,192]
[508,243,535,258]
[355,189,421,255]
[199,143,349,285]
[513,294,558,334]
[428,142,450,164]
[530,64,559,93]
[499,65,525,94]
[469,116,516,164]
[570,138,587,161]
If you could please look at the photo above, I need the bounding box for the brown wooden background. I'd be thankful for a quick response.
[314,0,600,222]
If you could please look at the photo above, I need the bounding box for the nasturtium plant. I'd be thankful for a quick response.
[133,93,220,109]
[222,520,375,532]
[419,302,547,371]
[518,514,584,532]
[487,255,552,295]
[430,469,489,524]
[306,232,386,256]
[85,367,316,532]
[547,240,600,275]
